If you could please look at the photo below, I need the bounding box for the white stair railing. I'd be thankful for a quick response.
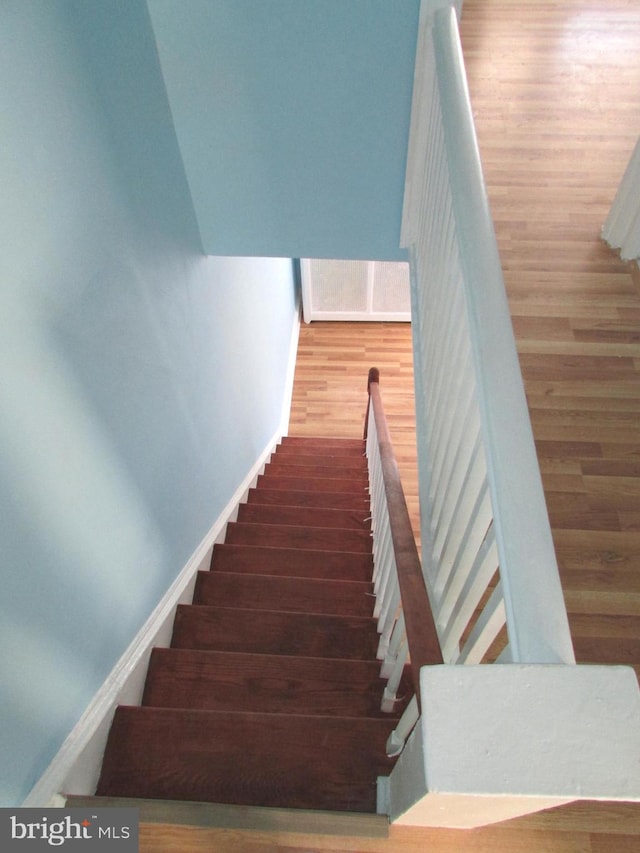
[376,0,640,829]
[402,1,573,668]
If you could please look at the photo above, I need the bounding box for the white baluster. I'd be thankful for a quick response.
[386,695,419,758]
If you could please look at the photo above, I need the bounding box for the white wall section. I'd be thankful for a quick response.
[147,0,420,261]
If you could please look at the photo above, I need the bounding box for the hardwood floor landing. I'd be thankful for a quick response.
[288,322,420,549]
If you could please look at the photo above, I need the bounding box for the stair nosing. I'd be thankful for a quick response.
[246,491,371,512]
[248,487,370,498]
[227,520,372,535]
[240,502,370,513]
[268,460,368,469]
[257,474,369,487]
[210,543,374,564]
[176,602,377,623]
[237,509,371,530]
[213,542,373,555]
[197,569,374,588]
[148,646,385,667]
[112,704,393,726]
[263,468,368,477]
[261,471,368,480]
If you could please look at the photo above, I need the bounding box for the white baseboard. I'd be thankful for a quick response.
[22,430,282,808]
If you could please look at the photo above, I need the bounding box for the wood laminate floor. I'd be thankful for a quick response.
[141,0,640,849]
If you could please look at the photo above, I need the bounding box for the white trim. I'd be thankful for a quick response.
[22,430,282,808]
[279,288,302,436]
[300,258,313,324]
[302,311,411,323]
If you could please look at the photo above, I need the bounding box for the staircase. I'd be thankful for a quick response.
[95,436,409,814]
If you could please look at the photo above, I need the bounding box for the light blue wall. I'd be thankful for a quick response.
[0,0,297,806]
[147,0,420,261]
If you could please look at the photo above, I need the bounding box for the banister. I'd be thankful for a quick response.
[400,3,575,666]
[366,367,442,706]
[430,7,574,664]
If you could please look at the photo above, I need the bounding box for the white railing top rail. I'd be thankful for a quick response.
[402,3,575,664]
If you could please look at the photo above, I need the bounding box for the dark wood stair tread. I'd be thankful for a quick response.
[256,473,369,494]
[171,605,380,659]
[261,463,368,482]
[96,706,395,812]
[225,521,371,553]
[210,544,373,581]
[195,570,374,616]
[279,436,366,455]
[268,452,367,473]
[143,648,409,717]
[247,487,370,512]
[237,502,371,531]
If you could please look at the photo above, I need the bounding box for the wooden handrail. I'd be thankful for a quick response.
[366,368,443,707]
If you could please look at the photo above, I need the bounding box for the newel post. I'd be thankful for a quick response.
[385,664,640,828]
[363,367,380,440]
